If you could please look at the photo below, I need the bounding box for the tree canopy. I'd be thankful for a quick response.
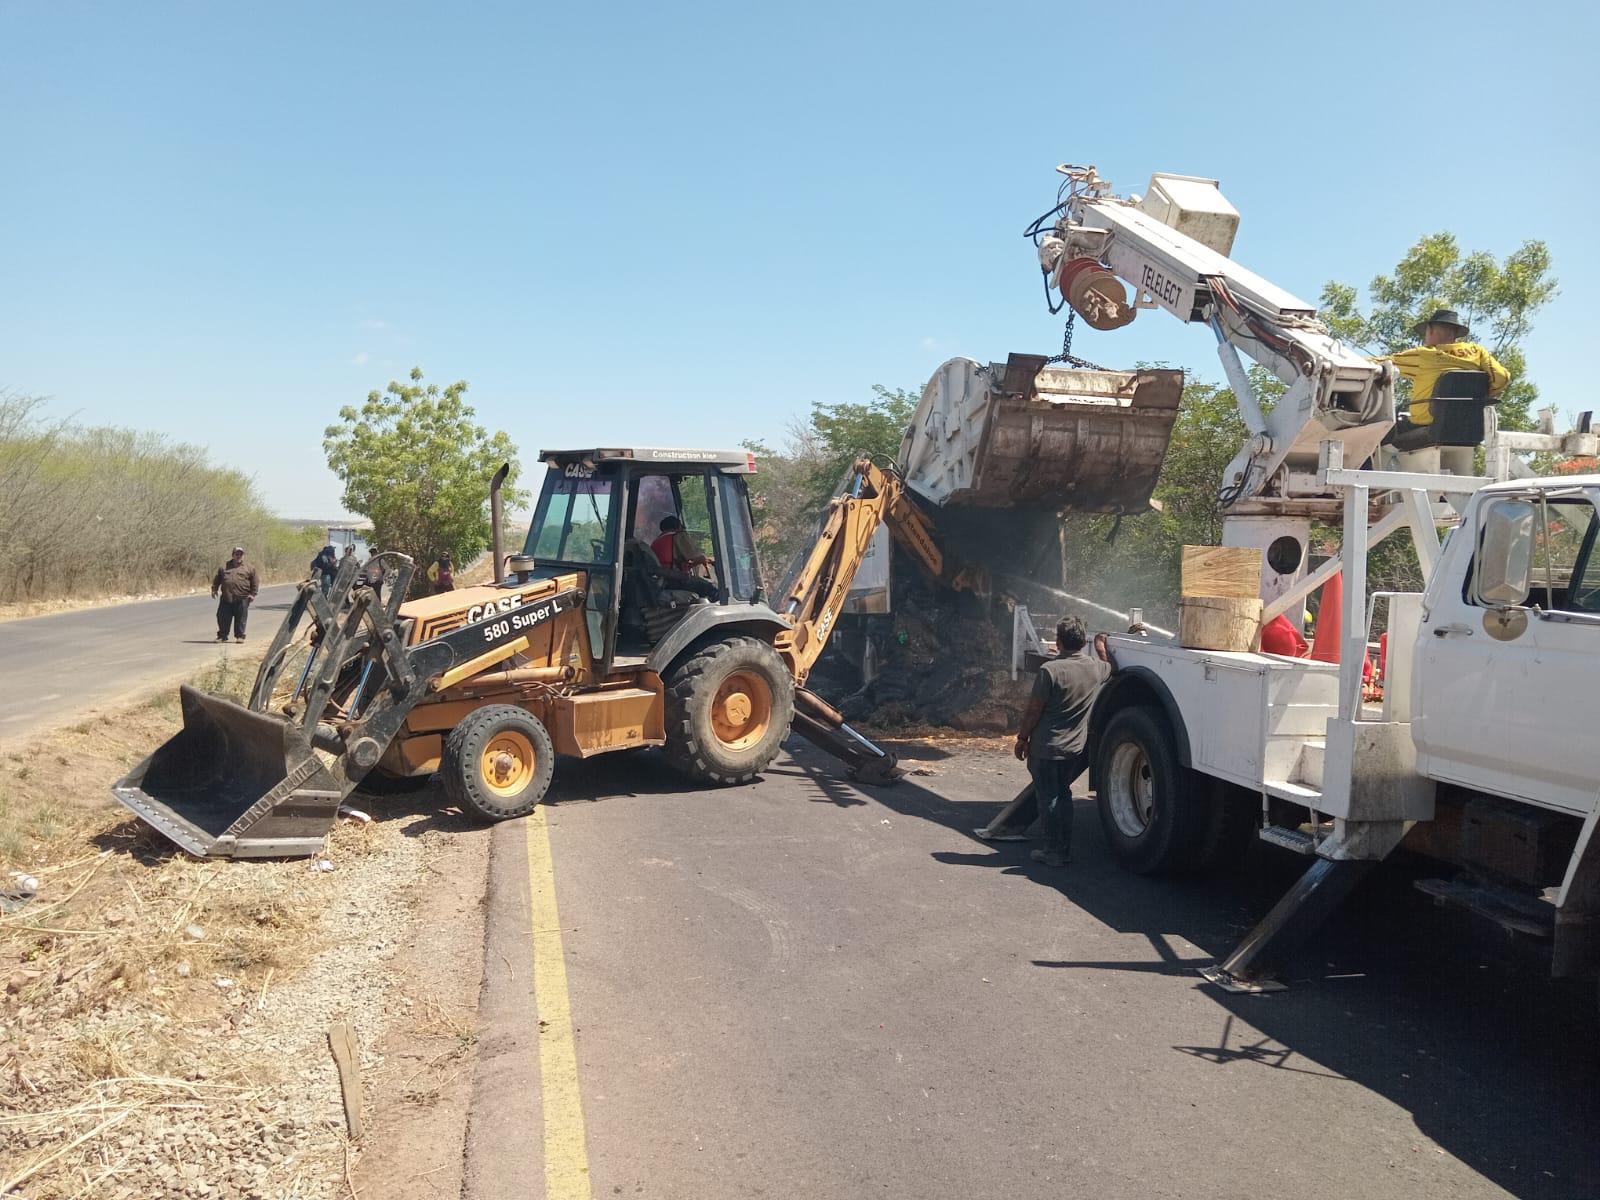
[744,384,919,586]
[1320,233,1557,430]
[323,368,527,572]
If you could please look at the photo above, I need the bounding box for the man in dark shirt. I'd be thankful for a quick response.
[211,546,259,642]
[1013,616,1116,867]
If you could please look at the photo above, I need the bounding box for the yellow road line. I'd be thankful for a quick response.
[524,804,593,1199]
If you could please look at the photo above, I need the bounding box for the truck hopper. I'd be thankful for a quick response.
[895,353,1183,575]
[899,353,1183,515]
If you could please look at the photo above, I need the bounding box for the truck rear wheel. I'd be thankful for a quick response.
[1095,705,1209,875]
[664,636,794,785]
[442,704,555,821]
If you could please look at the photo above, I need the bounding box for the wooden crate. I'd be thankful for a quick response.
[1180,545,1262,600]
[1179,596,1264,652]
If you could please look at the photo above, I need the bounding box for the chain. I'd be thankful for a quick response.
[1045,310,1108,371]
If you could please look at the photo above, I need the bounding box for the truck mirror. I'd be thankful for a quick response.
[1472,498,1535,607]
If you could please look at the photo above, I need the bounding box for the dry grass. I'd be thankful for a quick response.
[0,652,383,1199]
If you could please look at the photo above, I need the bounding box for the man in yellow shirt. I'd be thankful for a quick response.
[1381,308,1510,426]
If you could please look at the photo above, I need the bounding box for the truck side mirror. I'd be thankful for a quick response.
[1472,498,1535,607]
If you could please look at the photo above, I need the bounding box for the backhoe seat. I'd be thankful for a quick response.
[1386,369,1494,451]
[620,537,713,647]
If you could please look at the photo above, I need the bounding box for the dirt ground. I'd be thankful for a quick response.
[0,658,493,1199]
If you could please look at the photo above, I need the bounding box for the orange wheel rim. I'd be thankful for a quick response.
[710,670,773,752]
[480,730,536,797]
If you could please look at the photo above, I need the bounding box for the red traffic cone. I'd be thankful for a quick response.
[1309,571,1342,664]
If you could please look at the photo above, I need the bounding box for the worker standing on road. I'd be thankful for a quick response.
[1380,308,1509,426]
[310,544,339,596]
[211,546,259,643]
[1013,616,1116,867]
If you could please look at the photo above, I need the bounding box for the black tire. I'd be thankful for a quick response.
[441,704,555,821]
[1094,705,1210,876]
[1191,777,1259,872]
[663,636,795,785]
[353,767,433,796]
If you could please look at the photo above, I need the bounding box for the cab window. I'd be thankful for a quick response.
[1533,498,1597,613]
[527,471,615,565]
[1467,495,1600,613]
[632,475,676,542]
[1554,500,1600,613]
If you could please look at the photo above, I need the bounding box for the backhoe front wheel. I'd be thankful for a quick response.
[442,704,555,821]
[664,636,794,785]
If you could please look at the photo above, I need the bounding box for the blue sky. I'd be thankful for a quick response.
[3,1,1596,518]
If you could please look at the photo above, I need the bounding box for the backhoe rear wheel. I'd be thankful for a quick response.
[442,704,555,822]
[664,636,794,785]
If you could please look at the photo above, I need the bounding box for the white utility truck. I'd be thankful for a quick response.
[1006,165,1599,990]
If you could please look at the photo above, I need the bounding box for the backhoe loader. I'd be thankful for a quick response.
[114,359,1181,858]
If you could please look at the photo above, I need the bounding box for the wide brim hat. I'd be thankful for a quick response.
[1412,307,1470,339]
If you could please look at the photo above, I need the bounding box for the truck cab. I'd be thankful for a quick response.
[1414,477,1600,817]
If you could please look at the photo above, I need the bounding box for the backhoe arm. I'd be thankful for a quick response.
[775,457,949,688]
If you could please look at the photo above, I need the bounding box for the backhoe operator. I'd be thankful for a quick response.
[1381,308,1509,426]
[651,515,713,575]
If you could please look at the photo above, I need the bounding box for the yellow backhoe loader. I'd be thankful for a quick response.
[113,359,1182,858]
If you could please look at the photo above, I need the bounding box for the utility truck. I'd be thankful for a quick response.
[1013,164,1600,991]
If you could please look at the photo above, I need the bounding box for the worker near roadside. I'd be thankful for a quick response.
[427,552,455,594]
[211,546,259,643]
[1012,616,1116,868]
[363,549,386,602]
[310,544,339,596]
[1380,308,1510,427]
[651,515,712,575]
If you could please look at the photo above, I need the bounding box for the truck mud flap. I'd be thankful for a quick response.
[111,684,344,859]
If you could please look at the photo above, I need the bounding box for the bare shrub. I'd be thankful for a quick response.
[0,392,324,603]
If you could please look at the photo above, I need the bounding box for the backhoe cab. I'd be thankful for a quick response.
[113,447,804,858]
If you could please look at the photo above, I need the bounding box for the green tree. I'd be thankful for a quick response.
[803,384,919,503]
[1320,233,1558,431]
[1062,371,1272,622]
[743,384,921,589]
[323,368,527,576]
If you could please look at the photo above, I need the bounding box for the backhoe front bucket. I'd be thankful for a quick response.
[111,684,344,859]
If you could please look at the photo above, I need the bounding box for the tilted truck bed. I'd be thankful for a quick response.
[899,353,1184,515]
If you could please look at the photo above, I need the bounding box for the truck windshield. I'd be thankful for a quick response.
[526,470,615,564]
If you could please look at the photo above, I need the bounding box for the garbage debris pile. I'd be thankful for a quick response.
[816,551,1031,735]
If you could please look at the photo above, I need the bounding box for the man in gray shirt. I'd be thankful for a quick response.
[1013,615,1116,867]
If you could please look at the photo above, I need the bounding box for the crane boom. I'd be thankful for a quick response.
[1031,165,1396,519]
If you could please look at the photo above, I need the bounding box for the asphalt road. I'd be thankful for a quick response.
[0,584,298,746]
[464,741,1599,1200]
